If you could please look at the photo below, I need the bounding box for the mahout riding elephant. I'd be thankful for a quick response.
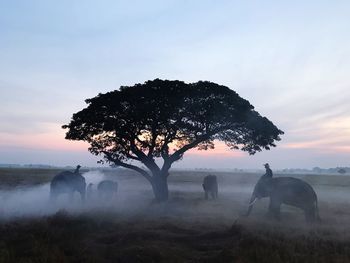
[50,165,86,202]
[246,175,320,222]
[202,175,218,200]
[97,180,118,200]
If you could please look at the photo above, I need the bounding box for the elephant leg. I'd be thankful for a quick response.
[50,191,58,203]
[80,191,86,202]
[304,205,316,223]
[203,184,208,200]
[69,192,74,203]
[268,198,281,220]
[102,192,109,202]
[210,190,215,199]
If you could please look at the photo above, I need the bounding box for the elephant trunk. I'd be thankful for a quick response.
[245,193,257,217]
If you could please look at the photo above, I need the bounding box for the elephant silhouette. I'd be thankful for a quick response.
[246,175,320,222]
[50,165,86,203]
[202,175,218,200]
[97,180,118,200]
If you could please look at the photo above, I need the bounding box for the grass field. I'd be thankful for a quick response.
[1,167,350,262]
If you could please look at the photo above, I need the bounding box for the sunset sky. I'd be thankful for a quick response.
[1,1,350,169]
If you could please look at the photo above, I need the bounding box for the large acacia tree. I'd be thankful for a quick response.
[63,79,283,201]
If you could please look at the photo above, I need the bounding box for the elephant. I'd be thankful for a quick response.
[202,175,218,200]
[246,175,320,222]
[97,180,118,200]
[86,183,94,201]
[50,165,86,202]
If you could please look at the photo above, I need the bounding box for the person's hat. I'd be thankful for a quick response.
[263,163,269,167]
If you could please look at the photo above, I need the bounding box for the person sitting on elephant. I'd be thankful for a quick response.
[74,165,81,174]
[263,163,273,178]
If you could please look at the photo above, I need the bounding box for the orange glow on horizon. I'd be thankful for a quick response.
[0,124,89,152]
[3,130,350,155]
[3,119,349,157]
[0,125,246,158]
[187,142,245,157]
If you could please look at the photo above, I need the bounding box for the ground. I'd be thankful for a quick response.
[1,168,350,262]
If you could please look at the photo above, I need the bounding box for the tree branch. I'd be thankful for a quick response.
[147,127,158,157]
[130,140,161,173]
[135,135,151,148]
[160,135,210,174]
[103,151,152,182]
[167,128,224,164]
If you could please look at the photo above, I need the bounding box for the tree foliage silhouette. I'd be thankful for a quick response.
[63,79,284,201]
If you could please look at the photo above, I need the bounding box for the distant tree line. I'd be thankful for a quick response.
[280,167,350,174]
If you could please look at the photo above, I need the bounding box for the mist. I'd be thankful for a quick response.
[1,168,349,229]
[3,168,350,263]
[0,170,111,220]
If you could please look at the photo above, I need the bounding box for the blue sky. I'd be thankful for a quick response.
[1,1,350,169]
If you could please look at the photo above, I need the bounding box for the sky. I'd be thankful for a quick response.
[0,0,350,169]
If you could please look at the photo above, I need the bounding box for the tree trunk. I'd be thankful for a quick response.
[151,173,169,202]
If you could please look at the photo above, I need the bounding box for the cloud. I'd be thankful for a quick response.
[0,123,88,151]
[187,141,245,158]
[0,145,101,167]
[1,1,350,168]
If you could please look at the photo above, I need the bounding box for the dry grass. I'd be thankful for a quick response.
[2,210,350,263]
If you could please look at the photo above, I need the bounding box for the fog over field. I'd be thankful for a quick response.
[2,168,350,227]
[2,168,350,262]
[0,170,109,220]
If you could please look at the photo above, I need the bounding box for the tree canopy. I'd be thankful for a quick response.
[63,79,284,201]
